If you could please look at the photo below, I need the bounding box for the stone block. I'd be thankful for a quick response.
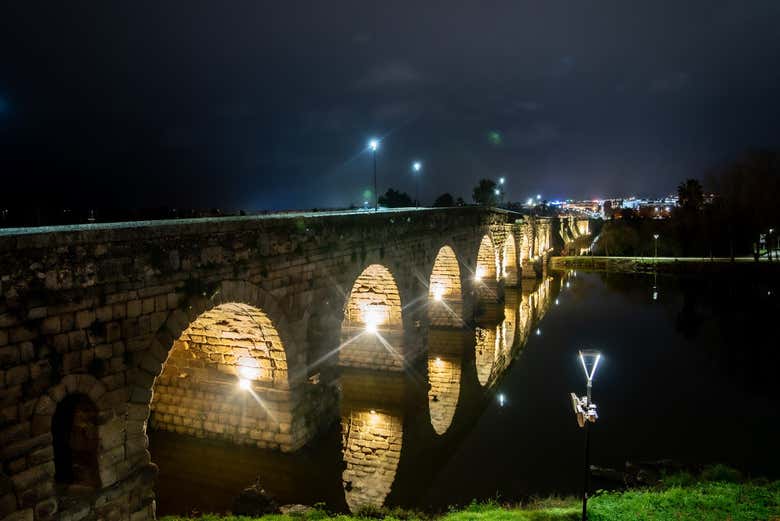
[10,461,54,491]
[6,366,29,386]
[1,508,33,521]
[39,316,60,335]
[75,310,95,329]
[96,305,113,323]
[34,497,57,519]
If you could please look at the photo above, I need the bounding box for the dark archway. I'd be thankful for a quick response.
[52,394,100,489]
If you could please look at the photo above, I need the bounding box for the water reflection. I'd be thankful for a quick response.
[149,275,564,515]
[474,279,553,389]
[340,369,405,512]
[427,329,466,434]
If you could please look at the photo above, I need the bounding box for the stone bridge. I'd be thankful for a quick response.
[0,207,574,521]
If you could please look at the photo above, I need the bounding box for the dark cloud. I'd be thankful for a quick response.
[1,0,779,210]
[355,62,423,89]
[650,72,690,93]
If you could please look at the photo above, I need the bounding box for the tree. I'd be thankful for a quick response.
[378,188,413,208]
[456,197,465,206]
[677,178,704,212]
[433,193,454,207]
[472,179,499,206]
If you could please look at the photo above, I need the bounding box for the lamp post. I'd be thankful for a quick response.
[653,234,660,262]
[570,349,601,521]
[412,161,422,208]
[369,139,379,211]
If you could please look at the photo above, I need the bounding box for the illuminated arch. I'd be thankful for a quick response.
[340,264,404,370]
[149,302,291,449]
[429,245,464,327]
[502,234,518,286]
[474,235,498,301]
[427,328,465,435]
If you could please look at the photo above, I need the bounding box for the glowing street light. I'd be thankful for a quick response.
[653,234,660,262]
[499,177,505,185]
[536,194,541,200]
[412,161,422,208]
[368,138,380,211]
[569,349,602,521]
[527,198,534,206]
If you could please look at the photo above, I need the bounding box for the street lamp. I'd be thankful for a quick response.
[499,176,505,185]
[570,349,601,521]
[653,234,660,262]
[368,138,379,211]
[412,161,422,208]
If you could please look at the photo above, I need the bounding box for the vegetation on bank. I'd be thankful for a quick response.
[159,468,780,521]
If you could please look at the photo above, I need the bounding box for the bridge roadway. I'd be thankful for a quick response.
[0,206,586,521]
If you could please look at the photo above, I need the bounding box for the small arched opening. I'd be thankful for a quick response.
[340,264,404,371]
[52,394,100,490]
[428,245,464,328]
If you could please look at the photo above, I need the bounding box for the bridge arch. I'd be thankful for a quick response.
[502,233,518,286]
[474,234,499,301]
[339,263,405,370]
[428,245,464,327]
[128,280,305,455]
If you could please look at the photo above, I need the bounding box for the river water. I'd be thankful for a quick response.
[149,270,780,515]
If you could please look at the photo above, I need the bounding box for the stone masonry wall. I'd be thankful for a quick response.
[0,207,547,521]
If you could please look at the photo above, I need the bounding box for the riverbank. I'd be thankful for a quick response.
[159,478,780,521]
[551,255,780,274]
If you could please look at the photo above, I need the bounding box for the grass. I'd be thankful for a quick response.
[159,469,780,521]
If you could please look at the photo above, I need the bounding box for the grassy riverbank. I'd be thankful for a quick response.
[551,255,780,274]
[160,476,780,521]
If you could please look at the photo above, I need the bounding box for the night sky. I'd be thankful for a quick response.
[1,1,779,211]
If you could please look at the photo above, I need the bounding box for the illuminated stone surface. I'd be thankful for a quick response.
[0,208,577,521]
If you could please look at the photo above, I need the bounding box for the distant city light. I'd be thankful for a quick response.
[498,393,506,407]
[527,198,534,205]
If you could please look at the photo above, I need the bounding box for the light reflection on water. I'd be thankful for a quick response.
[150,271,780,514]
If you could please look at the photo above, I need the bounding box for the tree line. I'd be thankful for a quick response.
[595,149,780,259]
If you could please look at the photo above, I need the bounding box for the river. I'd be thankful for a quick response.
[149,270,780,515]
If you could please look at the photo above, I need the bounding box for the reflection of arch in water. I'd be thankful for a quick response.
[150,302,293,449]
[429,246,464,327]
[474,326,498,387]
[340,264,405,371]
[474,235,499,301]
[340,370,404,512]
[427,328,465,435]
